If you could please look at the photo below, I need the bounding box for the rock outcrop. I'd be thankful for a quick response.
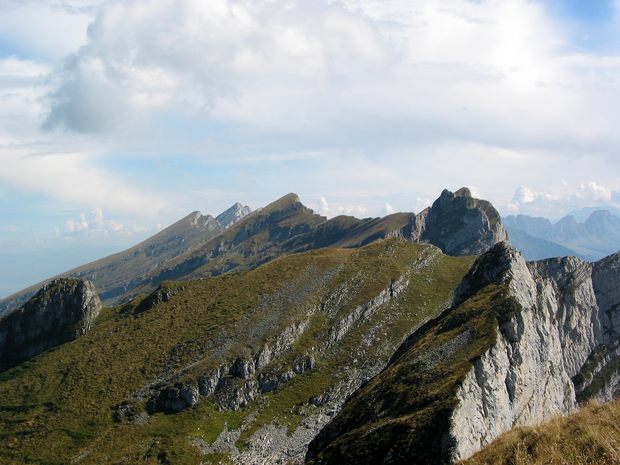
[411,187,509,256]
[0,278,101,371]
[306,244,620,465]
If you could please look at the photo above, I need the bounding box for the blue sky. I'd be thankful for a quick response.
[1,0,620,296]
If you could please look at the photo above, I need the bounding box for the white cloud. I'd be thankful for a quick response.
[317,196,368,218]
[0,143,167,218]
[513,185,537,204]
[507,181,620,218]
[384,202,394,215]
[1,0,620,246]
[578,181,612,202]
[109,219,124,232]
[65,212,89,233]
[37,0,620,152]
[92,207,104,226]
[319,197,330,216]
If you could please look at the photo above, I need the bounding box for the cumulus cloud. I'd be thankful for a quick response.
[65,212,90,232]
[92,207,104,226]
[2,0,620,243]
[578,181,612,202]
[384,202,394,215]
[318,196,368,218]
[507,181,620,217]
[513,185,537,204]
[64,208,135,237]
[38,0,620,153]
[109,219,124,232]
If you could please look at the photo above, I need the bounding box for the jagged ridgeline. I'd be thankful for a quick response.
[0,188,506,316]
[0,239,473,465]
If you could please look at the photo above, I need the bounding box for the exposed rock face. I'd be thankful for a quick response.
[306,244,620,465]
[412,187,508,256]
[216,202,252,228]
[0,278,101,371]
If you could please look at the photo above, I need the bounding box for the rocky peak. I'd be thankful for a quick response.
[216,202,252,228]
[585,210,620,235]
[411,187,508,256]
[454,242,524,304]
[0,278,101,372]
[454,187,472,197]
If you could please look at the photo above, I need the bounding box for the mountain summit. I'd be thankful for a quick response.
[410,187,508,256]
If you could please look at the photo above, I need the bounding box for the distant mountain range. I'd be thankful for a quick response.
[0,188,506,316]
[504,209,620,261]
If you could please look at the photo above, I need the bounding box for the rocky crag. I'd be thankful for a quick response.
[216,202,253,228]
[409,187,509,256]
[0,278,101,372]
[306,243,620,464]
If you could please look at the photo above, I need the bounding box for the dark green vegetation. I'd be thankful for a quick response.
[0,238,473,465]
[306,278,521,465]
[460,399,620,465]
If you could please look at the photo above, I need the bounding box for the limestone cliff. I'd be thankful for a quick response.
[306,243,620,465]
[0,278,101,371]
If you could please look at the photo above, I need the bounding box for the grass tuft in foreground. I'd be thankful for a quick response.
[460,399,620,465]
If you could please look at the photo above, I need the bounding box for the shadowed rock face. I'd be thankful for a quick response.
[0,278,101,371]
[414,188,509,256]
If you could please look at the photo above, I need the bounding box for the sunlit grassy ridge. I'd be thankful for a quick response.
[0,239,473,465]
[460,399,620,465]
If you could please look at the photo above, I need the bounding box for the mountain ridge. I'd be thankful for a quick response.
[0,189,619,465]
[305,243,620,464]
[0,202,252,316]
[0,188,506,316]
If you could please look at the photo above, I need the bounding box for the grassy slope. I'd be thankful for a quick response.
[0,239,473,465]
[461,399,620,465]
